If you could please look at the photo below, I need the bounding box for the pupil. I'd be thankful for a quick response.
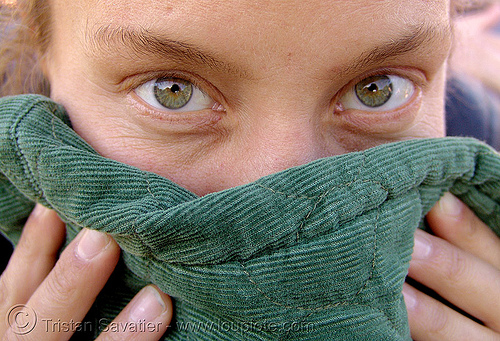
[367,83,378,92]
[170,84,180,93]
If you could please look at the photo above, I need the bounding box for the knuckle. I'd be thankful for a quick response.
[461,208,481,240]
[425,300,449,335]
[16,232,38,261]
[0,274,13,306]
[43,259,80,305]
[441,246,470,284]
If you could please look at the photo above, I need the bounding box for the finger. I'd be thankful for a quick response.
[426,192,500,270]
[403,283,499,341]
[3,228,120,340]
[96,285,172,341]
[408,229,500,331]
[0,204,65,333]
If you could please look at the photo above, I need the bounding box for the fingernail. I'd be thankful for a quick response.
[129,286,167,323]
[412,231,431,259]
[439,192,463,217]
[402,286,417,310]
[76,229,111,260]
[30,203,51,219]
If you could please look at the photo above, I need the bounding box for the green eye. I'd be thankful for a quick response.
[154,78,193,109]
[355,75,393,108]
[339,74,415,112]
[135,76,217,113]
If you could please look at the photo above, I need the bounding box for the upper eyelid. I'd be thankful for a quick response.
[118,70,211,95]
[335,74,419,114]
[133,74,229,115]
[126,67,422,113]
[334,67,424,103]
[125,71,228,107]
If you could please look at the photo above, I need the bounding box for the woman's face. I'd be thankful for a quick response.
[46,0,452,195]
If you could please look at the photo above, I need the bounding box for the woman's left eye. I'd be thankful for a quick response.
[135,77,216,112]
[338,75,415,112]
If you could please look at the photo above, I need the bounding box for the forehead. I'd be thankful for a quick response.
[75,0,449,22]
[55,0,451,48]
[51,0,451,81]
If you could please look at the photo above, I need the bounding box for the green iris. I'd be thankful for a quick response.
[154,78,193,109]
[355,75,393,108]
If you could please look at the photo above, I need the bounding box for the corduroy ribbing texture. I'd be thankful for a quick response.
[1,95,500,340]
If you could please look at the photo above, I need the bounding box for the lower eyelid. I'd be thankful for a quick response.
[134,76,219,113]
[127,92,225,130]
[338,75,416,112]
[334,89,423,134]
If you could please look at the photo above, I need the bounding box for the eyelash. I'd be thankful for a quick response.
[132,71,225,114]
[130,69,421,122]
[335,69,421,114]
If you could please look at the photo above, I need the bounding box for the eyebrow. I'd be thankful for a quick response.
[338,22,453,77]
[86,24,247,77]
[86,22,452,79]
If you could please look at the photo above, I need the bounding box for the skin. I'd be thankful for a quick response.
[0,0,499,339]
[45,0,450,195]
[0,205,173,340]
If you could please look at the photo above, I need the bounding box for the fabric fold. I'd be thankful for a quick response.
[1,94,499,340]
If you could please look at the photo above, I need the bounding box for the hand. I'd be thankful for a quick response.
[405,193,500,340]
[0,204,173,340]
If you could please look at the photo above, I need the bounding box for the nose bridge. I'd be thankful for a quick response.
[237,106,326,178]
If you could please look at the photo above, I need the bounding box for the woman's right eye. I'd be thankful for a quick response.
[135,77,217,112]
[338,74,416,112]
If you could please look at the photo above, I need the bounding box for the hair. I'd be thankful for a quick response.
[0,0,485,98]
[0,0,50,97]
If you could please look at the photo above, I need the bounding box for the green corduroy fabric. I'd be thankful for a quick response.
[1,94,500,340]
